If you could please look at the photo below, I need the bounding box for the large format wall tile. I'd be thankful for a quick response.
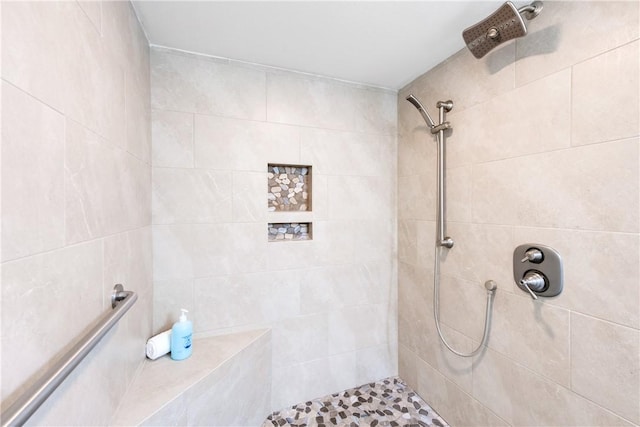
[440,222,514,294]
[571,313,640,424]
[471,139,639,233]
[355,345,396,385]
[152,110,194,168]
[65,120,149,244]
[515,1,639,86]
[397,100,436,177]
[126,80,152,164]
[514,227,639,328]
[271,353,357,411]
[1,82,65,261]
[452,69,571,165]
[61,3,126,149]
[354,88,397,135]
[414,318,474,394]
[1,241,103,401]
[328,175,391,220]
[102,2,150,92]
[399,3,639,426]
[300,128,387,176]
[151,50,266,120]
[415,357,508,427]
[266,71,357,130]
[194,114,300,171]
[572,40,640,146]
[472,348,633,426]
[1,1,67,111]
[151,47,397,411]
[152,168,232,224]
[232,171,267,222]
[1,2,151,425]
[152,224,234,281]
[193,271,300,333]
[398,174,435,221]
[490,291,571,387]
[272,313,329,367]
[153,279,194,333]
[401,43,516,115]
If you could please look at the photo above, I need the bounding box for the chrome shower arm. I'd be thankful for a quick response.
[518,1,543,20]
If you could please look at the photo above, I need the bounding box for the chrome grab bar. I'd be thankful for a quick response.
[1,285,138,427]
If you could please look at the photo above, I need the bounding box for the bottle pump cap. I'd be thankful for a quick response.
[179,308,188,322]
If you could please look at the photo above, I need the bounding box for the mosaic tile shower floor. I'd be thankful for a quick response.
[263,377,448,427]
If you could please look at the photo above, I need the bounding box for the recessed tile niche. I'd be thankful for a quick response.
[267,164,311,212]
[267,164,312,242]
[268,222,312,241]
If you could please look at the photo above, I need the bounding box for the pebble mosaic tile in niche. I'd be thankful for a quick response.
[268,164,311,211]
[269,223,311,241]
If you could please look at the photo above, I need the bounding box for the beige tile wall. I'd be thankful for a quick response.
[150,48,398,411]
[398,2,639,426]
[1,2,152,425]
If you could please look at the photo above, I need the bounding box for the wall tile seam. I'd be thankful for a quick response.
[0,225,151,266]
[67,217,152,248]
[272,351,363,371]
[129,2,151,45]
[432,273,640,332]
[0,78,66,120]
[151,165,394,178]
[400,280,640,330]
[152,106,397,137]
[263,63,397,94]
[522,302,638,332]
[151,45,398,94]
[63,114,68,254]
[444,346,628,427]
[415,355,510,426]
[514,37,640,90]
[455,327,637,419]
[470,346,639,425]
[111,358,149,425]
[65,115,153,169]
[570,311,640,335]
[460,342,638,425]
[396,86,513,119]
[76,2,102,37]
[99,233,107,309]
[569,133,640,149]
[445,218,640,235]
[485,223,640,237]
[443,219,640,237]
[319,344,396,361]
[402,61,566,115]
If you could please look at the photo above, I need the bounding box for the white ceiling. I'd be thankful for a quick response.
[132,1,506,90]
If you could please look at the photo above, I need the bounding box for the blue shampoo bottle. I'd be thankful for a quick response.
[170,308,193,360]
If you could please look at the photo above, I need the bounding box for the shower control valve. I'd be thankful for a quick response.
[513,243,563,300]
[521,248,543,263]
[520,271,546,300]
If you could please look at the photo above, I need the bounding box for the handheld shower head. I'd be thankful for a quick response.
[406,94,436,128]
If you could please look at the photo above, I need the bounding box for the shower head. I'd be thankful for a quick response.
[406,94,436,128]
[463,1,543,59]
